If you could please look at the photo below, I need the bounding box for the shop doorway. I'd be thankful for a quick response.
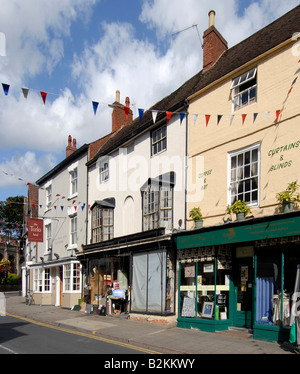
[233,253,254,329]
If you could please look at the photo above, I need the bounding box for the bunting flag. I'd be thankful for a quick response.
[40,91,47,104]
[230,114,234,125]
[265,111,270,122]
[92,101,99,115]
[217,115,222,125]
[242,114,247,125]
[275,109,281,122]
[166,111,172,124]
[22,88,29,99]
[205,115,210,127]
[124,105,130,119]
[138,108,144,122]
[180,112,185,124]
[2,83,9,96]
[253,113,258,123]
[193,114,198,126]
[152,110,158,123]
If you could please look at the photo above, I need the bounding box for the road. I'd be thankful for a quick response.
[0,314,158,355]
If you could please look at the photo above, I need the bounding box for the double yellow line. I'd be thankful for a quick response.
[6,312,161,354]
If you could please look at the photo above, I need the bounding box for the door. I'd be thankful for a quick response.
[233,257,254,328]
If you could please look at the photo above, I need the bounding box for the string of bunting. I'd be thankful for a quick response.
[1,58,299,121]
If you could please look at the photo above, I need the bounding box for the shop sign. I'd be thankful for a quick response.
[177,215,300,249]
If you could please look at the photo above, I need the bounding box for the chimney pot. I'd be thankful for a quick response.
[125,97,130,108]
[208,10,215,27]
[116,90,120,103]
[68,135,72,147]
[73,138,76,148]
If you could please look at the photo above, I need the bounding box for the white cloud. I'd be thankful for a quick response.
[0,0,299,196]
[0,151,56,187]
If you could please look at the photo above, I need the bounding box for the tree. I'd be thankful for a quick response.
[0,196,24,239]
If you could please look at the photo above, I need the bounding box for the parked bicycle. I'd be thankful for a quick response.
[25,291,35,305]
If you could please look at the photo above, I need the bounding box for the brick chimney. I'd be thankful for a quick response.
[112,90,133,133]
[202,10,228,71]
[66,135,77,158]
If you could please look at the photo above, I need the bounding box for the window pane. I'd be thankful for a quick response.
[230,146,259,205]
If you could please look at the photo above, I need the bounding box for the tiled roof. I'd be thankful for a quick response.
[88,5,300,163]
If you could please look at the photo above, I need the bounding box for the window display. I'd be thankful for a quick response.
[179,245,231,320]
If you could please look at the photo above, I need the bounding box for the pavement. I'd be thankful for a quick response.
[2,292,299,355]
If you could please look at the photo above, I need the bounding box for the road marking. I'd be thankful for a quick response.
[0,344,18,354]
[6,313,161,354]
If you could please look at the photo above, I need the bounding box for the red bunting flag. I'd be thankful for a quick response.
[40,91,47,104]
[276,110,281,122]
[242,114,247,125]
[166,112,172,124]
[124,106,130,119]
[205,115,210,127]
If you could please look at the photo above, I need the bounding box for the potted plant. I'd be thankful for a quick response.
[226,200,252,221]
[189,207,203,229]
[276,180,300,213]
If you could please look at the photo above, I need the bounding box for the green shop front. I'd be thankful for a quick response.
[176,211,300,342]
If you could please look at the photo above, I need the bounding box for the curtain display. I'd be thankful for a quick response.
[131,250,166,314]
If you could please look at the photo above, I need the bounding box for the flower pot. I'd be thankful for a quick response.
[282,201,294,213]
[194,220,203,229]
[236,212,245,221]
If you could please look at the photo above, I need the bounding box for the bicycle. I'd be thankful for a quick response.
[25,291,35,305]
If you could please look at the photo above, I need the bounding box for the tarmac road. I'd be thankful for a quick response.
[2,292,299,356]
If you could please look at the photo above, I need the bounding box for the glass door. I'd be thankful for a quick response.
[233,256,254,328]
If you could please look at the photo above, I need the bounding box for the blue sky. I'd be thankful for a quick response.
[0,0,299,202]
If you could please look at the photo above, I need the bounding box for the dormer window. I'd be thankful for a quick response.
[231,68,257,111]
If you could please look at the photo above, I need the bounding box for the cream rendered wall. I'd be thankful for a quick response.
[187,42,300,228]
[87,115,187,242]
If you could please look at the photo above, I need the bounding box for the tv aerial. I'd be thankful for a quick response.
[172,24,203,48]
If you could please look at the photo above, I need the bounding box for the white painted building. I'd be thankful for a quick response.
[25,137,88,308]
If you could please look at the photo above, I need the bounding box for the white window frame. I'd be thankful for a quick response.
[63,263,81,293]
[151,125,167,156]
[70,168,78,196]
[231,68,257,112]
[68,161,79,198]
[46,185,52,208]
[99,159,109,183]
[228,143,260,207]
[45,222,52,250]
[70,214,77,248]
[33,267,51,293]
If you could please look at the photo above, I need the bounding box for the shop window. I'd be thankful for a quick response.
[256,250,281,326]
[131,249,175,314]
[33,268,51,292]
[179,246,231,320]
[283,246,300,327]
[64,263,81,292]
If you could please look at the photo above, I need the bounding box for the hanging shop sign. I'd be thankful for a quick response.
[27,218,43,243]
